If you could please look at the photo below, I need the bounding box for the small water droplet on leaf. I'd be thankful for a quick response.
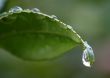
[67,25,73,30]
[9,6,23,13]
[51,15,57,19]
[82,41,95,67]
[31,8,40,13]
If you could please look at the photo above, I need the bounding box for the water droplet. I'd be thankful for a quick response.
[67,25,73,30]
[51,15,57,19]
[9,6,23,13]
[31,8,40,13]
[82,41,95,67]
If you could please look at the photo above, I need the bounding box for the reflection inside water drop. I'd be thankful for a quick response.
[9,6,23,13]
[82,41,95,67]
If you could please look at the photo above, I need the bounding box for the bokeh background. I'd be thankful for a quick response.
[0,0,110,78]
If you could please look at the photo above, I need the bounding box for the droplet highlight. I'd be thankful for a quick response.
[82,41,95,67]
[31,8,40,13]
[51,15,57,19]
[67,25,73,30]
[9,6,23,13]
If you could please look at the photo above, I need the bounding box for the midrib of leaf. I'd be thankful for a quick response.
[0,30,81,44]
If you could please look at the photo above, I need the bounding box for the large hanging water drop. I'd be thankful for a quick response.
[9,6,23,13]
[82,41,95,67]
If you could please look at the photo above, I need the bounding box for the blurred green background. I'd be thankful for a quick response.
[0,0,110,78]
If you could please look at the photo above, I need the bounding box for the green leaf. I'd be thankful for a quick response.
[0,7,95,67]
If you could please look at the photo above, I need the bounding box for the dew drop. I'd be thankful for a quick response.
[82,41,95,67]
[67,25,73,30]
[31,8,40,13]
[9,6,23,13]
[51,15,57,19]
